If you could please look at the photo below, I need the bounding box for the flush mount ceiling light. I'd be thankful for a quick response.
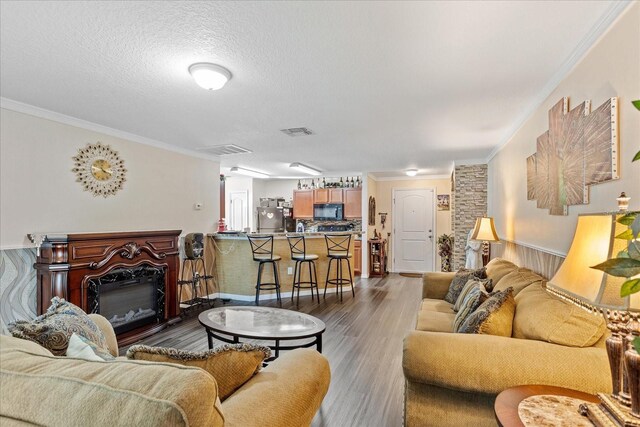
[289,162,322,176]
[188,63,232,90]
[230,166,269,179]
[405,169,418,177]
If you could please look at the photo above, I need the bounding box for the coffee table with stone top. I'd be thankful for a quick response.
[198,306,325,359]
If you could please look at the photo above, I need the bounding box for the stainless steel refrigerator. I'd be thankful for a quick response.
[256,207,284,233]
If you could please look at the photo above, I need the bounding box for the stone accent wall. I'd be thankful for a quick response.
[452,164,488,270]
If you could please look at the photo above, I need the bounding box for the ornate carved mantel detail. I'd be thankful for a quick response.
[87,241,168,270]
[32,230,181,345]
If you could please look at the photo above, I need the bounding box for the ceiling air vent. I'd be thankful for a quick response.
[280,127,313,137]
[197,144,252,156]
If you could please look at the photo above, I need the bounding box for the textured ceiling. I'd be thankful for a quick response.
[0,1,623,178]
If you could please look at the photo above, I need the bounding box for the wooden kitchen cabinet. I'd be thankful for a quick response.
[344,188,362,218]
[354,239,361,275]
[329,188,344,203]
[314,188,343,204]
[293,190,314,218]
[313,189,329,204]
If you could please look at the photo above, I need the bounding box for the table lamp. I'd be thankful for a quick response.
[545,212,640,426]
[470,216,500,266]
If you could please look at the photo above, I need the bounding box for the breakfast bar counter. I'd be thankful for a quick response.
[207,232,361,300]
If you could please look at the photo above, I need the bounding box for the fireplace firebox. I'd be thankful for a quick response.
[87,265,165,335]
[31,230,181,346]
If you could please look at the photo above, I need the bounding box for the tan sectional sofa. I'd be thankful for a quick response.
[0,314,330,427]
[402,258,611,426]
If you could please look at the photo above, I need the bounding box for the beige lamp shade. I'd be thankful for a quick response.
[547,213,640,312]
[470,217,500,242]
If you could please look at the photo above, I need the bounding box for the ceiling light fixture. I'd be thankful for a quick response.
[230,166,269,179]
[188,63,232,90]
[406,169,418,177]
[289,162,322,176]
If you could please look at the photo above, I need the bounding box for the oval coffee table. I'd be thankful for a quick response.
[198,306,326,359]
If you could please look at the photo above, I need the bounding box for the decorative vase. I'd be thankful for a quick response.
[437,234,454,272]
[441,255,452,272]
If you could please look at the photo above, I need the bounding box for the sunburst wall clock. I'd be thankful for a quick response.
[72,142,126,197]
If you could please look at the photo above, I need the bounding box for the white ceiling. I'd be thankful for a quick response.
[0,1,626,178]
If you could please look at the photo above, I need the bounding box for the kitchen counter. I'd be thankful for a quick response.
[209,231,362,240]
[207,231,361,299]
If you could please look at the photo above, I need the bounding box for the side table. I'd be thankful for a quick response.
[495,385,599,427]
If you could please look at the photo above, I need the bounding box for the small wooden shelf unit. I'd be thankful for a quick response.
[368,239,387,277]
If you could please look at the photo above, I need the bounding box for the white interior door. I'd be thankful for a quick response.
[229,191,248,231]
[393,188,435,273]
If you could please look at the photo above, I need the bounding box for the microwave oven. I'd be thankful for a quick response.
[313,203,344,221]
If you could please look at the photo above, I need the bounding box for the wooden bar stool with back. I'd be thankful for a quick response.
[247,235,282,306]
[324,233,355,302]
[286,234,320,306]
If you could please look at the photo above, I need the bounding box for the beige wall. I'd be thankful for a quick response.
[488,3,640,256]
[260,178,299,203]
[0,108,220,248]
[371,177,452,271]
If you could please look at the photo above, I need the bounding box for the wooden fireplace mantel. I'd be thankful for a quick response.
[31,230,181,346]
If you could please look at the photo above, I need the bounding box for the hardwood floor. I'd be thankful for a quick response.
[121,273,423,427]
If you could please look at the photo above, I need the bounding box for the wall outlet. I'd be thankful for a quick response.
[194,202,203,210]
[287,267,293,275]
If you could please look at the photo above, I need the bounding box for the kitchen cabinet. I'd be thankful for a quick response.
[344,188,362,218]
[354,240,361,275]
[293,190,314,219]
[314,188,344,204]
[329,189,344,203]
[313,189,329,204]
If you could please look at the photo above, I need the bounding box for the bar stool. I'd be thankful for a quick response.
[286,234,320,306]
[178,233,215,315]
[247,235,282,306]
[324,233,355,301]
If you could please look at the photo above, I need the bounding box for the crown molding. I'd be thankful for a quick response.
[1,97,221,162]
[485,0,632,163]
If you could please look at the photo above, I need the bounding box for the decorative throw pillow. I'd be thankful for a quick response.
[513,283,606,347]
[66,333,115,361]
[8,297,108,356]
[458,287,516,336]
[493,268,545,296]
[453,278,493,312]
[485,258,519,286]
[453,287,489,332]
[127,343,270,401]
[444,267,487,304]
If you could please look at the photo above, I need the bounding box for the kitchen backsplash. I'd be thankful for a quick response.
[297,219,362,232]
